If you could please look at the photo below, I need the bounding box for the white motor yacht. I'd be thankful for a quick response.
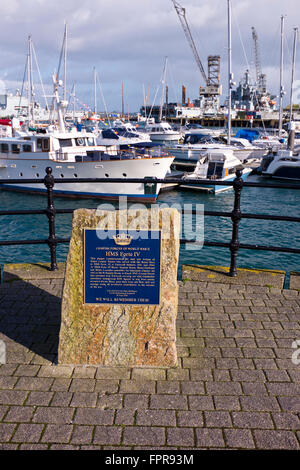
[144,121,181,143]
[0,78,174,202]
[260,149,300,181]
[181,148,252,193]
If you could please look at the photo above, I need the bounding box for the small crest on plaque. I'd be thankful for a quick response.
[113,233,132,246]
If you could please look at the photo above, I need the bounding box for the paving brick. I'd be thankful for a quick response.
[74,408,114,425]
[114,409,135,426]
[206,382,242,395]
[14,365,40,377]
[73,367,96,379]
[94,380,119,394]
[32,407,74,424]
[167,428,195,446]
[0,423,16,442]
[232,412,274,429]
[242,382,268,396]
[97,394,123,410]
[12,423,44,443]
[240,396,280,411]
[71,425,94,444]
[254,430,299,449]
[50,392,73,407]
[131,368,166,381]
[41,424,73,444]
[0,365,18,376]
[177,411,203,427]
[50,378,71,392]
[204,411,232,428]
[167,368,190,381]
[0,405,9,421]
[150,394,188,410]
[188,396,214,411]
[157,381,180,394]
[25,392,54,406]
[195,428,225,448]
[277,397,300,412]
[70,392,98,408]
[0,390,28,405]
[119,380,155,394]
[181,381,204,395]
[224,429,255,448]
[95,367,131,380]
[124,394,149,409]
[137,410,175,426]
[4,406,35,423]
[38,365,74,378]
[69,379,95,392]
[266,383,300,396]
[19,444,49,450]
[15,377,53,391]
[0,376,18,389]
[123,426,165,446]
[264,370,291,382]
[271,413,300,430]
[214,396,241,411]
[189,369,213,381]
[94,425,122,445]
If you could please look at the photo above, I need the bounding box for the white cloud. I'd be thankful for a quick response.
[0,0,299,110]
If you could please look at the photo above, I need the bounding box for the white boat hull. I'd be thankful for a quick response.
[0,156,174,202]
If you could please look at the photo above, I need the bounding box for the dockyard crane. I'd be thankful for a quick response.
[251,26,266,93]
[171,0,208,86]
[171,0,221,106]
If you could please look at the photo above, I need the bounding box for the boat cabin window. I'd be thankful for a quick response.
[102,129,118,140]
[75,137,85,146]
[42,139,50,151]
[207,162,224,179]
[0,143,9,153]
[36,138,50,151]
[23,144,32,152]
[12,144,21,154]
[87,137,95,146]
[58,138,73,148]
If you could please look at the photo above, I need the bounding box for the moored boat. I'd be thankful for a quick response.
[180,148,251,193]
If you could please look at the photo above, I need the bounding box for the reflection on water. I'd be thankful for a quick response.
[0,174,299,277]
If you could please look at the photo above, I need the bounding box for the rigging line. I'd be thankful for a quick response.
[17,54,28,118]
[231,4,250,71]
[148,62,167,121]
[147,84,160,121]
[96,72,111,126]
[31,41,49,111]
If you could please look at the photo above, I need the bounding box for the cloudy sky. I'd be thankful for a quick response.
[0,0,299,112]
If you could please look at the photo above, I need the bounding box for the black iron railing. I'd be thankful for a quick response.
[0,166,300,277]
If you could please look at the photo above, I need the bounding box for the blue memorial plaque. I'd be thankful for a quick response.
[84,229,161,305]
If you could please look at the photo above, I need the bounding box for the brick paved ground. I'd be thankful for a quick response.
[0,265,299,450]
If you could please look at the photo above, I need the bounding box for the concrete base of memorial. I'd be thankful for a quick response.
[58,208,180,366]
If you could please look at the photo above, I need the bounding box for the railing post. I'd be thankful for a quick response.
[44,167,58,271]
[229,168,243,277]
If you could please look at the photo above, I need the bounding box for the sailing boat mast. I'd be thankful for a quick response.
[278,15,285,136]
[27,35,35,125]
[289,27,298,126]
[159,56,168,122]
[227,0,232,145]
[63,22,67,102]
[93,67,97,114]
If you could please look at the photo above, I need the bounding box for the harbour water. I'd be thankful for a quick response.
[0,174,299,278]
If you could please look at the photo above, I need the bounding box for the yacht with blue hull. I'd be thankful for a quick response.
[180,149,252,193]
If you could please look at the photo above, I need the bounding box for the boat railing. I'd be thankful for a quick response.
[0,167,300,277]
